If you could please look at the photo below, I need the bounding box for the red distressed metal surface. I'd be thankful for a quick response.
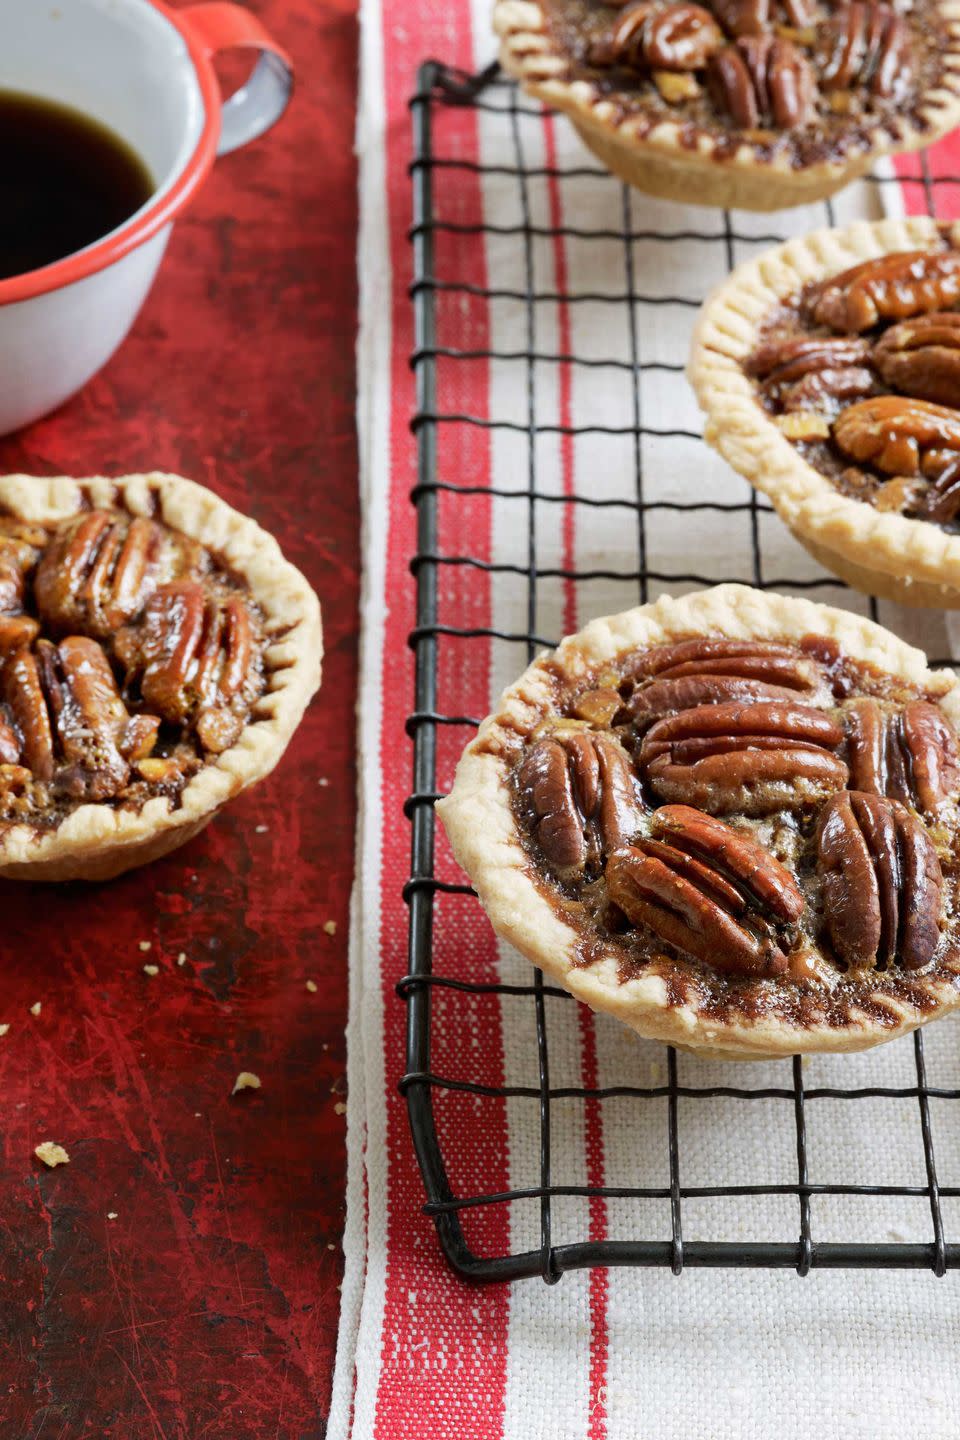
[0,3,357,1435]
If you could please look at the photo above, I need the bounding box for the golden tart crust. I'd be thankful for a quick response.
[437,585,960,1061]
[689,217,960,608]
[0,473,322,882]
[495,0,960,210]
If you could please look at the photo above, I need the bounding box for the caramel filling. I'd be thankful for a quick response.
[0,507,266,830]
[508,633,960,1027]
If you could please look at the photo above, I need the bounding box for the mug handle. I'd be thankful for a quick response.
[180,3,294,155]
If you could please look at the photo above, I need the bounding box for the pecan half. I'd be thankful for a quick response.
[814,4,911,100]
[590,1,723,71]
[707,36,814,129]
[35,510,200,640]
[745,334,875,412]
[817,791,943,971]
[2,637,156,801]
[588,0,652,66]
[627,637,823,686]
[519,728,643,879]
[833,396,960,477]
[606,805,804,977]
[0,517,45,655]
[845,697,960,817]
[627,638,825,727]
[912,456,960,524]
[873,312,960,409]
[116,581,260,754]
[805,250,960,334]
[712,0,769,34]
[712,0,813,33]
[640,699,847,814]
[644,5,725,68]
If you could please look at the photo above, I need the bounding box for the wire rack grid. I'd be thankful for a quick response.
[401,58,960,1284]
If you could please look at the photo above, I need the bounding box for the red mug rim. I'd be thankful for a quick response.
[0,0,222,308]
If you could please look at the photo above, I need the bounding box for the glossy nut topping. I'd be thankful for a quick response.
[833,396,960,477]
[845,697,960,817]
[519,727,643,878]
[644,4,725,69]
[591,1,723,70]
[817,791,943,971]
[513,629,960,985]
[814,4,910,99]
[626,636,825,726]
[116,581,259,755]
[706,34,814,128]
[873,313,960,409]
[0,505,265,828]
[2,636,150,802]
[745,242,960,528]
[804,250,960,334]
[745,335,875,412]
[640,698,847,814]
[606,805,804,978]
[35,510,198,639]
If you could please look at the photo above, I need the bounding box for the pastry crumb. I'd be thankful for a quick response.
[323,921,337,936]
[318,777,329,787]
[29,1002,41,1017]
[334,1101,347,1115]
[142,964,160,977]
[177,953,187,966]
[232,1071,261,1096]
[306,979,318,993]
[107,1211,118,1220]
[35,1141,69,1168]
[255,824,269,834]
[0,1024,9,1037]
[138,941,152,953]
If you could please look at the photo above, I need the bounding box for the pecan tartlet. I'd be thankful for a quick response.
[495,0,960,209]
[437,586,960,1059]
[0,474,322,881]
[689,217,960,607]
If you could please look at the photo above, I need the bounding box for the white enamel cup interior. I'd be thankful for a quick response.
[0,0,206,434]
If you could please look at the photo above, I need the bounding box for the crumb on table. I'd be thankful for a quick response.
[35,1142,69,1168]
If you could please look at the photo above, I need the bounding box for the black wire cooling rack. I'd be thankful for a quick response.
[400,58,960,1282]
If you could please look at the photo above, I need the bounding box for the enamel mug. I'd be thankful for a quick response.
[0,0,292,435]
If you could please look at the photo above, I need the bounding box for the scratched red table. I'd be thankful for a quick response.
[0,4,356,1434]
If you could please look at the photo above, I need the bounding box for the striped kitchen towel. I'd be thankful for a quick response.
[333,1,960,1434]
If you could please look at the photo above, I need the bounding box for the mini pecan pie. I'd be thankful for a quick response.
[494,0,960,209]
[437,586,960,1059]
[0,474,322,882]
[689,217,960,607]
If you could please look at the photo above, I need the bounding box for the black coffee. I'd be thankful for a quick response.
[0,91,154,281]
